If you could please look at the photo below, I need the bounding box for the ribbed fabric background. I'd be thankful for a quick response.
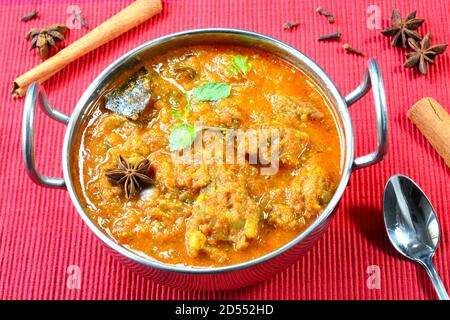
[0,0,449,300]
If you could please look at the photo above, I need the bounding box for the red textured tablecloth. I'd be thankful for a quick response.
[1,0,449,300]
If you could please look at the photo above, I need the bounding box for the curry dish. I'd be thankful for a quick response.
[72,45,342,267]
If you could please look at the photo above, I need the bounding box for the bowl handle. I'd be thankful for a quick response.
[345,59,388,170]
[22,83,70,188]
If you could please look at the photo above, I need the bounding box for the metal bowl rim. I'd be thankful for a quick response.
[62,28,354,274]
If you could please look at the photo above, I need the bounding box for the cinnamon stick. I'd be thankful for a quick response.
[407,97,450,168]
[12,0,162,97]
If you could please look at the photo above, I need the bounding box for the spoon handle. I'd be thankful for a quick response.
[421,257,449,300]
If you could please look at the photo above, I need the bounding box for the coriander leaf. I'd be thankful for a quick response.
[193,82,231,101]
[169,123,196,151]
[172,110,184,120]
[231,55,252,75]
[184,92,191,117]
[227,64,237,75]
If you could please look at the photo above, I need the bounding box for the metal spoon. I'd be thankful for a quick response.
[383,174,449,300]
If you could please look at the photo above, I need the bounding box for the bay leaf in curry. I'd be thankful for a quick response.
[104,68,153,120]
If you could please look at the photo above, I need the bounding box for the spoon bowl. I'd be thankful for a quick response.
[383,174,448,300]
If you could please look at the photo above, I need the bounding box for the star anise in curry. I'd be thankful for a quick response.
[26,24,68,60]
[105,156,154,198]
[381,9,424,48]
[404,33,448,75]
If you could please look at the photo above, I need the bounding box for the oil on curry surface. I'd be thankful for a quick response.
[72,45,342,267]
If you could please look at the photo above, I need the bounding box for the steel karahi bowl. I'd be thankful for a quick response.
[22,28,388,290]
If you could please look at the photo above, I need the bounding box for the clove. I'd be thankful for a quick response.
[318,32,341,41]
[21,10,38,21]
[74,12,89,29]
[283,22,301,30]
[316,7,335,23]
[343,43,365,56]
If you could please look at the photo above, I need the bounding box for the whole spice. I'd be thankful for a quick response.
[318,32,341,41]
[283,22,301,30]
[316,7,335,24]
[407,98,450,168]
[381,9,424,48]
[404,33,448,75]
[105,155,154,198]
[12,0,163,98]
[21,10,38,22]
[343,43,365,56]
[74,12,89,29]
[27,24,68,60]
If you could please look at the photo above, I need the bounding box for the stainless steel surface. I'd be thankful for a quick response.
[22,83,70,188]
[345,60,388,170]
[22,28,388,290]
[383,174,449,300]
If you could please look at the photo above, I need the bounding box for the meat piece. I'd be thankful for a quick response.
[267,203,303,230]
[149,152,211,193]
[278,128,309,166]
[112,189,189,244]
[238,128,309,167]
[185,165,261,260]
[215,100,244,128]
[267,163,335,230]
[267,92,324,122]
[287,164,335,217]
[193,100,244,128]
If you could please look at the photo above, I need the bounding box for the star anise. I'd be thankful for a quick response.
[404,33,448,75]
[26,24,68,60]
[105,155,154,198]
[381,9,424,48]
